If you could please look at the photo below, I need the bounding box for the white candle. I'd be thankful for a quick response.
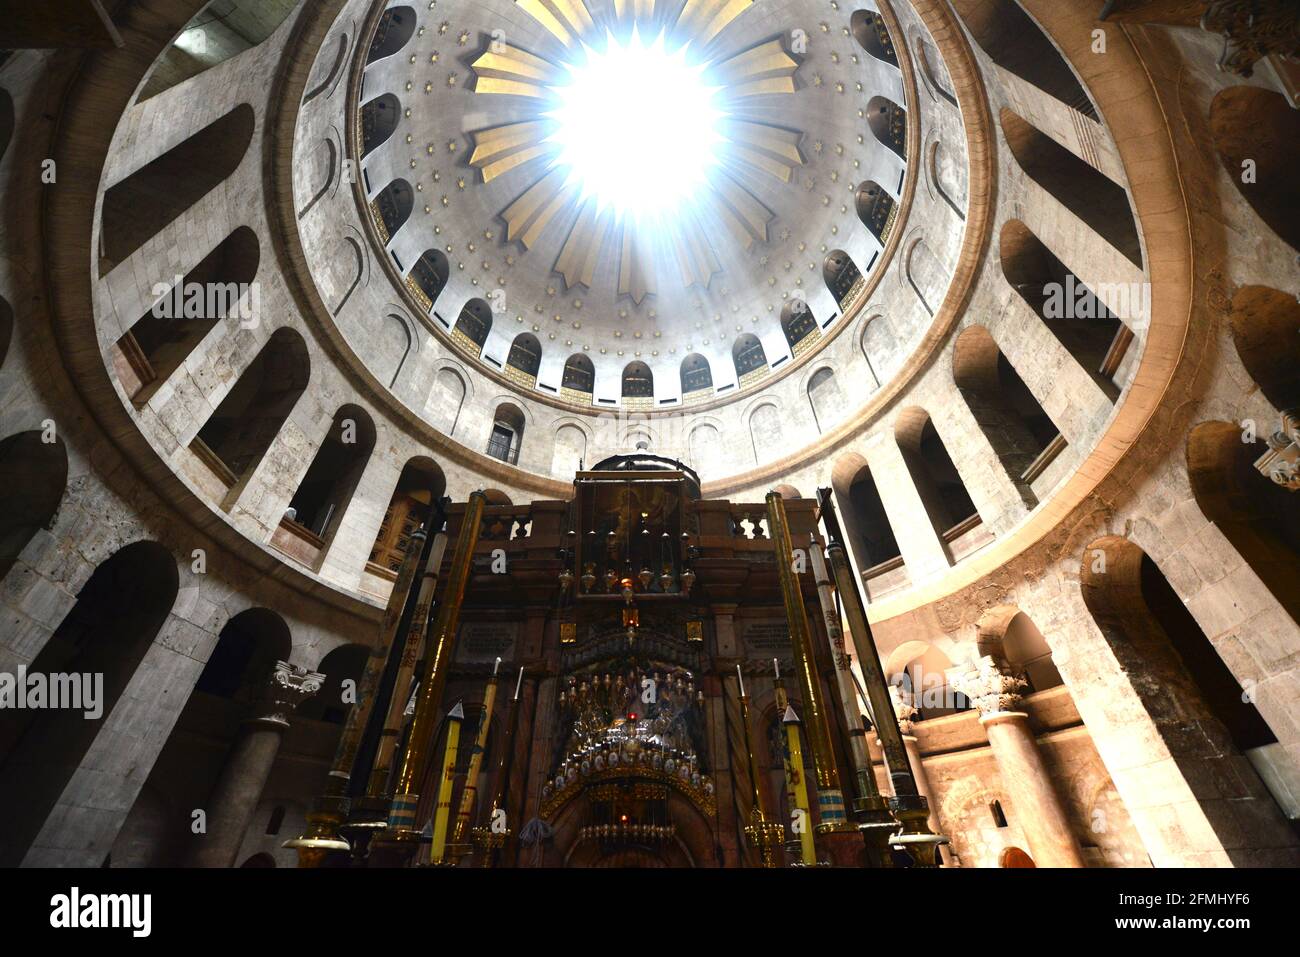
[773,658,780,680]
[513,666,524,700]
[493,656,501,676]
[736,664,746,698]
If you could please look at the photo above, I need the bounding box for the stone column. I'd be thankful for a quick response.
[950,656,1085,868]
[189,661,323,868]
[888,687,954,867]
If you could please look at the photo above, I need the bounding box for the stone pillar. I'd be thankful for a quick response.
[189,661,323,868]
[888,688,955,867]
[950,656,1085,868]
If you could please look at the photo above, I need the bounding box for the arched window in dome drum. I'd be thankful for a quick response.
[867,96,907,159]
[191,327,310,499]
[844,463,904,574]
[952,325,1064,507]
[408,249,449,312]
[856,180,897,244]
[850,9,898,67]
[366,5,417,65]
[823,250,864,312]
[561,353,595,399]
[279,405,377,564]
[622,362,654,407]
[781,301,819,356]
[680,353,713,399]
[452,299,492,356]
[895,407,982,559]
[506,333,542,386]
[732,334,769,387]
[807,367,845,433]
[372,179,413,244]
[369,457,445,579]
[486,403,525,464]
[361,94,402,157]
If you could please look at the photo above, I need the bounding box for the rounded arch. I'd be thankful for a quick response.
[688,422,721,473]
[0,431,69,583]
[807,366,844,433]
[680,353,713,396]
[99,104,256,275]
[772,483,803,499]
[747,402,784,464]
[867,96,907,159]
[0,540,179,867]
[975,606,1062,692]
[1186,421,1300,623]
[361,93,402,157]
[284,403,378,553]
[552,422,589,478]
[913,32,957,106]
[506,332,542,381]
[823,249,863,309]
[299,643,369,723]
[453,299,493,353]
[429,364,466,436]
[409,249,449,311]
[368,455,446,574]
[196,607,294,700]
[366,5,417,65]
[373,178,414,243]
[1209,85,1300,252]
[780,300,819,352]
[927,139,966,219]
[487,402,526,464]
[621,361,654,399]
[855,180,897,243]
[893,405,979,547]
[561,352,595,396]
[1228,285,1300,412]
[889,642,967,719]
[482,488,514,506]
[732,334,768,381]
[850,9,898,66]
[903,236,944,316]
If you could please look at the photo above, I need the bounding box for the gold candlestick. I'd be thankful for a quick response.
[428,702,464,865]
[782,705,818,867]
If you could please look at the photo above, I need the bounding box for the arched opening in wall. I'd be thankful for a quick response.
[304,32,349,105]
[622,361,654,409]
[773,483,803,499]
[277,405,377,565]
[190,327,310,502]
[904,238,944,316]
[781,300,820,356]
[1002,613,1063,692]
[0,432,68,583]
[680,353,713,402]
[298,135,339,221]
[894,407,982,561]
[429,367,465,435]
[1209,86,1300,253]
[856,180,898,244]
[748,403,784,465]
[859,315,891,387]
[1187,422,1300,624]
[361,93,401,157]
[1079,537,1297,837]
[1000,109,1142,268]
[688,423,721,474]
[372,178,414,245]
[381,314,413,388]
[1228,286,1300,412]
[867,96,906,160]
[487,403,525,464]
[0,541,178,867]
[889,643,968,718]
[835,458,906,595]
[506,333,542,388]
[329,236,365,316]
[561,353,595,402]
[197,608,293,700]
[298,644,369,724]
[137,0,300,101]
[552,424,587,478]
[112,226,261,406]
[1000,219,1132,401]
[952,325,1064,507]
[850,9,898,66]
[732,334,768,388]
[368,456,445,579]
[914,35,957,106]
[0,293,12,372]
[408,249,449,312]
[452,299,492,356]
[807,367,845,434]
[949,0,1098,119]
[366,5,417,65]
[483,488,513,507]
[928,140,966,219]
[99,104,255,275]
[823,250,864,312]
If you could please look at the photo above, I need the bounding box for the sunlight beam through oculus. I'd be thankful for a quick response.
[546,31,727,221]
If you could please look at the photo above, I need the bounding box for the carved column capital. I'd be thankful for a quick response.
[889,684,919,735]
[1255,411,1300,491]
[947,655,1027,717]
[259,660,326,724]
